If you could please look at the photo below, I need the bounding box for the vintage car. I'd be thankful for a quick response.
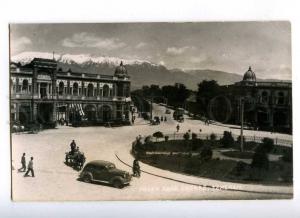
[79,160,132,188]
[150,116,160,125]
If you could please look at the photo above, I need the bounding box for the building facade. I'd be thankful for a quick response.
[10,58,132,128]
[230,67,292,133]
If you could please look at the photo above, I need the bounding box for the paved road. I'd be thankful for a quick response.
[11,103,293,201]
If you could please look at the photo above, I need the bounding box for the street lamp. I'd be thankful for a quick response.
[239,97,244,152]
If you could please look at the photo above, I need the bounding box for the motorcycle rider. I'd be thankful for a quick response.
[133,159,141,177]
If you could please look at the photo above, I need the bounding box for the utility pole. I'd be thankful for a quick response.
[240,98,244,152]
[150,94,153,120]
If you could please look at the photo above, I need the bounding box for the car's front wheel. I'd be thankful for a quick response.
[83,174,92,183]
[112,180,123,189]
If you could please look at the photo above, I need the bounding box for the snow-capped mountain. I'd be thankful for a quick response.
[10,51,245,90]
[11,51,157,66]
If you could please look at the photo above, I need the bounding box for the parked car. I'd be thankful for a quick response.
[79,160,132,188]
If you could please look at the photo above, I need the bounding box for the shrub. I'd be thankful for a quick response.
[233,161,248,176]
[144,135,152,144]
[220,131,234,148]
[183,132,190,140]
[210,133,217,141]
[261,137,275,153]
[153,131,164,141]
[134,139,144,152]
[200,145,213,161]
[192,133,197,140]
[184,158,199,173]
[282,149,293,163]
[191,138,204,151]
[251,150,269,170]
[164,135,169,142]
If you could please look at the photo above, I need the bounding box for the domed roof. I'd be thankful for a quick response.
[114,61,128,77]
[243,66,256,82]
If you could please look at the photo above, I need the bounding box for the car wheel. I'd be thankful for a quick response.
[112,180,123,189]
[83,175,92,183]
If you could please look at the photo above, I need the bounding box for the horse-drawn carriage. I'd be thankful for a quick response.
[65,150,86,170]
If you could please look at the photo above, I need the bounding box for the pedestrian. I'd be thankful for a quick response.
[24,157,34,177]
[161,116,163,122]
[176,124,180,132]
[18,153,26,172]
[164,116,167,122]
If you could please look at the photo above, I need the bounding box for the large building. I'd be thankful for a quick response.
[208,67,292,133]
[231,67,292,133]
[10,58,132,128]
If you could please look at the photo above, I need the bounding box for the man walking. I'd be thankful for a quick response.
[24,157,34,177]
[18,153,26,172]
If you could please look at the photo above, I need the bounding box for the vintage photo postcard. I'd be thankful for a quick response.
[10,22,292,201]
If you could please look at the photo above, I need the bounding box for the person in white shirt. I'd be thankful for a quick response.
[24,157,34,177]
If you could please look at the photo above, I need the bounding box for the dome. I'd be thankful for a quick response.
[114,61,128,77]
[243,66,256,82]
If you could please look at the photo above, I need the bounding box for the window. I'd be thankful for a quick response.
[58,82,64,95]
[261,91,269,104]
[103,84,109,97]
[87,83,94,97]
[277,92,285,105]
[22,79,29,93]
[73,82,79,96]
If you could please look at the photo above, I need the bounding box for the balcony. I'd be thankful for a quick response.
[11,92,32,99]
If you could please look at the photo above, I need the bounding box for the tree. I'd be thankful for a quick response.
[251,137,274,170]
[196,80,221,115]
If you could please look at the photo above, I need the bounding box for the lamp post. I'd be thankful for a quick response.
[240,97,244,152]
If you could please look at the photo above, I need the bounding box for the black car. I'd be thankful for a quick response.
[79,160,132,188]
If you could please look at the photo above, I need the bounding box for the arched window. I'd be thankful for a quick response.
[22,79,28,93]
[261,91,269,104]
[58,82,64,95]
[87,83,94,97]
[277,92,285,105]
[73,82,78,96]
[103,84,109,97]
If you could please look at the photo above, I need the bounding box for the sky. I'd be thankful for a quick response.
[10,22,291,80]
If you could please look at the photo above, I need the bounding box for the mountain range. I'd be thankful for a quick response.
[12,52,248,90]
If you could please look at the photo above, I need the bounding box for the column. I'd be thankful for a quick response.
[37,83,40,98]
[32,102,38,122]
[15,103,19,122]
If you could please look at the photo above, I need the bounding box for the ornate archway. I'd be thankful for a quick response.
[84,104,97,121]
[99,105,112,122]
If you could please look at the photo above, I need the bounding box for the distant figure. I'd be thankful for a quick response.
[133,159,141,177]
[161,116,164,122]
[199,129,202,132]
[18,153,26,172]
[24,157,34,177]
[70,140,76,155]
[176,124,180,132]
[164,116,167,122]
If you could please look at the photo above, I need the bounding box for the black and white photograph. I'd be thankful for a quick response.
[9,22,293,201]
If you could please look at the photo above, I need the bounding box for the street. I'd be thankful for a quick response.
[11,103,293,201]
